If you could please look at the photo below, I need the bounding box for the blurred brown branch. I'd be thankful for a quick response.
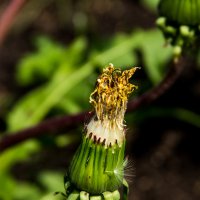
[127,58,185,112]
[0,111,88,152]
[0,58,185,153]
[0,0,27,45]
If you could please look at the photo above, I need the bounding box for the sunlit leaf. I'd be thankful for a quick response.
[141,0,160,12]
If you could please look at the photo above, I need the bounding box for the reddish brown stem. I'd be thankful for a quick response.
[0,58,185,153]
[0,111,89,152]
[0,0,27,45]
[127,57,185,111]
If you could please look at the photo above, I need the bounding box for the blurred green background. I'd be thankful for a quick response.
[0,0,200,199]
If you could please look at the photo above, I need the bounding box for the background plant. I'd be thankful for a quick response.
[0,0,200,200]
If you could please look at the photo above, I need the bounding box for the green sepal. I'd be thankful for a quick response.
[90,196,102,200]
[103,191,113,200]
[80,191,89,200]
[67,190,80,200]
[103,190,120,200]
[67,135,126,194]
[112,190,121,200]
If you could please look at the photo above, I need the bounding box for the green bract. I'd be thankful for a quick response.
[68,135,125,194]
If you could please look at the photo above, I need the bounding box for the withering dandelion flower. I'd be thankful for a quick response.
[63,64,138,200]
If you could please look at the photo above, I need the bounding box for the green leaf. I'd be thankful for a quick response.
[138,30,173,84]
[0,172,42,200]
[104,34,138,67]
[141,0,160,12]
[13,182,42,200]
[0,173,15,200]
[38,171,64,192]
[0,140,40,172]
[7,62,93,131]
[17,37,66,85]
[17,36,88,86]
[8,37,88,131]
[93,30,143,66]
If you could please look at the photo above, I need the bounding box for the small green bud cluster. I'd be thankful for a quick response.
[157,0,200,60]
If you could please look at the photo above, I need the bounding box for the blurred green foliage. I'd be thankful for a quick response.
[0,28,173,200]
[141,0,160,12]
[7,30,172,131]
[1,26,200,199]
